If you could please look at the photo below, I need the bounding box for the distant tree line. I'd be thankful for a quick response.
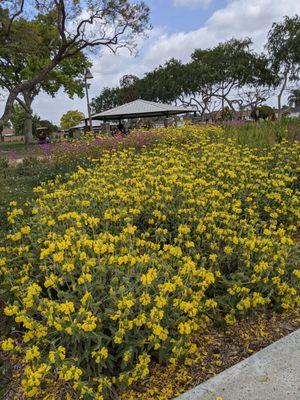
[91,15,300,121]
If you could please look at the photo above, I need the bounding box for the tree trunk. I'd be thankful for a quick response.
[277,69,289,122]
[0,88,19,129]
[275,68,289,141]
[277,92,282,122]
[24,111,33,144]
[23,93,34,144]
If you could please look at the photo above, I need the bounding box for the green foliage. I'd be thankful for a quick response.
[60,110,85,130]
[250,105,275,120]
[39,120,58,133]
[258,105,275,120]
[266,15,300,80]
[91,87,124,113]
[0,10,92,111]
[10,105,40,136]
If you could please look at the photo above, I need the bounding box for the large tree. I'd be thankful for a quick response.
[0,0,151,129]
[189,39,275,117]
[266,15,300,120]
[0,12,91,142]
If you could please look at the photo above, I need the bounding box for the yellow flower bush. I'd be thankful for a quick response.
[0,125,299,399]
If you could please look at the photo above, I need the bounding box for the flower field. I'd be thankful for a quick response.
[1,125,299,399]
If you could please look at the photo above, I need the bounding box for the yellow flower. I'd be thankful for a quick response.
[140,292,151,306]
[1,338,15,351]
[209,254,218,263]
[141,268,157,285]
[25,345,40,362]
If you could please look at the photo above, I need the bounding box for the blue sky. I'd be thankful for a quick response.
[1,0,300,124]
[149,0,227,33]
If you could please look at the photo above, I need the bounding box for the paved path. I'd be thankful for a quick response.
[175,329,300,400]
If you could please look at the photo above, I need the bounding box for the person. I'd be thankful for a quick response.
[117,122,126,134]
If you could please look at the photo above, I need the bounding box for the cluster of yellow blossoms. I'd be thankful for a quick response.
[0,125,299,399]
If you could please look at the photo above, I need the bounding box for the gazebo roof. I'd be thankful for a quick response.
[68,120,103,131]
[90,99,197,121]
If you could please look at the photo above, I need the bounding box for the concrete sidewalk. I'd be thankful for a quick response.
[175,329,300,400]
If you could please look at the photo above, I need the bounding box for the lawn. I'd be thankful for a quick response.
[0,142,36,159]
[0,123,299,400]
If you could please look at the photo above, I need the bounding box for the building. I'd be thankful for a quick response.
[87,99,197,131]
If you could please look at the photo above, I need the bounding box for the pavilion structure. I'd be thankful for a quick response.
[85,99,197,129]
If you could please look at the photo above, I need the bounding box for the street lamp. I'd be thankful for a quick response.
[84,68,93,133]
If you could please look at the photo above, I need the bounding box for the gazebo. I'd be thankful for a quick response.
[85,99,197,128]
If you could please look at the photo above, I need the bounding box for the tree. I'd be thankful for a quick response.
[266,15,300,120]
[91,87,123,113]
[189,39,275,118]
[0,13,92,143]
[10,103,40,136]
[0,0,151,129]
[251,105,275,120]
[139,59,185,104]
[119,74,140,103]
[39,120,58,133]
[288,88,300,107]
[60,110,85,130]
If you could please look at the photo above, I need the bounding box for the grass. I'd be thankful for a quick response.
[222,119,300,148]
[0,142,36,157]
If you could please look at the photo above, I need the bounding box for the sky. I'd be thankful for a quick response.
[1,0,300,125]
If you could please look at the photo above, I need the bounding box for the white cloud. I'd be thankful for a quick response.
[173,0,212,7]
[145,0,300,66]
[1,0,299,124]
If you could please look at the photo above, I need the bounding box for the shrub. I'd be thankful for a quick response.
[34,130,163,171]
[1,125,299,399]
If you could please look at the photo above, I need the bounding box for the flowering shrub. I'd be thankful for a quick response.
[35,130,163,168]
[1,125,299,399]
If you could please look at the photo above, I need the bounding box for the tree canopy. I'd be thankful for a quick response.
[266,15,300,119]
[0,11,92,142]
[60,110,85,130]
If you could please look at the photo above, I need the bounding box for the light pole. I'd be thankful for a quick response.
[84,68,93,133]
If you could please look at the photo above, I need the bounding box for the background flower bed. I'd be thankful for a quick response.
[0,125,299,399]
